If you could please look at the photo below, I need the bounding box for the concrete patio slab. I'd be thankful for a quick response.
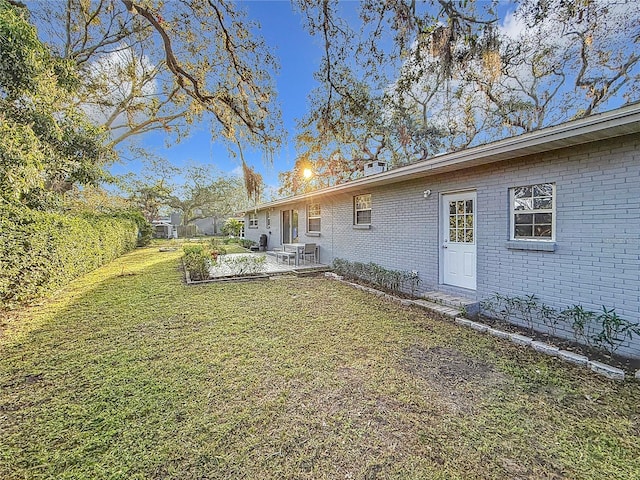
[209,252,328,279]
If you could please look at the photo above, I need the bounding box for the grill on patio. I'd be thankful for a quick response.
[259,234,268,251]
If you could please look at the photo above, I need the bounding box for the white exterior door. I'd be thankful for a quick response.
[442,191,477,290]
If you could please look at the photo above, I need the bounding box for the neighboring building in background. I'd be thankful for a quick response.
[159,212,224,238]
[151,218,177,239]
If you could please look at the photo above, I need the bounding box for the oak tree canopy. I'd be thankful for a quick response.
[281,0,639,195]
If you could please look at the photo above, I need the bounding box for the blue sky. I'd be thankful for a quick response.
[112,0,330,192]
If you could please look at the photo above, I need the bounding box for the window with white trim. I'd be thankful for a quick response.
[266,211,271,229]
[307,203,321,233]
[510,183,555,240]
[248,212,258,228]
[354,194,372,225]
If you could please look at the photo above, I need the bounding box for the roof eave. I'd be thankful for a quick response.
[254,103,640,211]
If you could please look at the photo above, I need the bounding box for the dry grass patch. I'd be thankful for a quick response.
[402,345,509,415]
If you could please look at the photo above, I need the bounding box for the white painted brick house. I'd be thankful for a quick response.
[244,104,640,358]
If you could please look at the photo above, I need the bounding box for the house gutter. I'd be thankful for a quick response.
[255,103,640,211]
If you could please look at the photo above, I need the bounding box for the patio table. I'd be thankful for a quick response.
[283,243,319,266]
[283,243,305,266]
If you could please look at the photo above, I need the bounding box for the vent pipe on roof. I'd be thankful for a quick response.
[363,161,387,176]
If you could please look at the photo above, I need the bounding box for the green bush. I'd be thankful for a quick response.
[222,237,255,249]
[480,293,640,356]
[1,207,139,307]
[239,238,256,248]
[182,244,211,281]
[222,218,243,237]
[332,258,420,296]
[182,244,207,255]
[208,237,227,256]
[115,210,152,247]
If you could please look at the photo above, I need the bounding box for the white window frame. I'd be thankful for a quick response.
[354,194,372,225]
[248,212,258,229]
[307,203,321,233]
[266,210,271,229]
[510,183,556,241]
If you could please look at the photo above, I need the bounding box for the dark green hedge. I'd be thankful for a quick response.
[1,207,141,306]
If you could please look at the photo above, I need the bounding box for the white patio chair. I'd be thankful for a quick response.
[302,243,317,264]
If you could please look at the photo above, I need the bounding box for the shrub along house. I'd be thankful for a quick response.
[244,104,640,358]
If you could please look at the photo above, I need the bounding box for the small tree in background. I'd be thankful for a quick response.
[223,218,243,237]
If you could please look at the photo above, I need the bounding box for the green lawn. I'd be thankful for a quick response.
[149,237,250,254]
[1,245,639,479]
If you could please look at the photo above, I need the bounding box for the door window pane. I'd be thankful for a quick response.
[465,215,473,228]
[465,200,473,213]
[465,229,474,243]
[448,197,474,244]
[292,210,299,242]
